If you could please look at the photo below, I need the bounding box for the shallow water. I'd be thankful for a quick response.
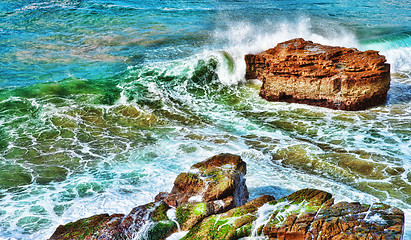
[0,0,410,239]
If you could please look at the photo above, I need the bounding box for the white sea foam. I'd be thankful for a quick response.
[384,47,411,74]
[359,36,411,75]
[209,17,359,86]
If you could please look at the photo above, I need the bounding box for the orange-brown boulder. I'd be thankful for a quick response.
[161,153,249,230]
[245,38,391,110]
[163,153,248,208]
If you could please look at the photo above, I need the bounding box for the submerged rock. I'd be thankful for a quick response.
[245,38,391,110]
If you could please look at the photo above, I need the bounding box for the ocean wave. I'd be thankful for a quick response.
[384,46,411,74]
[211,16,359,85]
[360,33,411,74]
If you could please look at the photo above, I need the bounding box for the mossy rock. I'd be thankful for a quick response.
[49,214,110,240]
[151,201,170,222]
[181,195,274,240]
[166,153,249,208]
[283,188,332,210]
[148,220,177,240]
[262,190,332,231]
[176,202,210,230]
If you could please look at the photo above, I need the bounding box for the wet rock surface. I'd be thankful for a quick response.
[245,38,391,110]
[49,201,175,240]
[181,195,275,240]
[49,154,404,240]
[163,153,248,207]
[260,189,403,240]
[162,153,249,230]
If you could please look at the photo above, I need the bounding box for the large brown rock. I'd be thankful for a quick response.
[245,38,391,110]
[163,153,247,207]
[159,153,249,230]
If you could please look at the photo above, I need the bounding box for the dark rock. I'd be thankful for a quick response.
[49,214,111,240]
[49,201,175,240]
[245,38,391,110]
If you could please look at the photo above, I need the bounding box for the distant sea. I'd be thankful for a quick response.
[0,0,410,239]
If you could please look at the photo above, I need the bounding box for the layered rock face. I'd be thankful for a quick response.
[245,38,391,110]
[49,154,404,240]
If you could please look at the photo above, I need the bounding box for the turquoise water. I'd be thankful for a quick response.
[0,0,410,239]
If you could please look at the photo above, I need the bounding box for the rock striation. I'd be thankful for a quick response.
[49,154,404,240]
[245,38,391,110]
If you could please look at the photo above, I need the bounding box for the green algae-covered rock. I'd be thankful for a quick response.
[49,201,175,240]
[49,153,249,240]
[261,189,333,239]
[181,195,275,240]
[283,188,333,208]
[49,214,112,240]
[176,202,211,231]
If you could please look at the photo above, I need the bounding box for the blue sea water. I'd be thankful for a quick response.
[0,0,410,239]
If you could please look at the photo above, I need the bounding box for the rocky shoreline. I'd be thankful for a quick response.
[49,153,404,240]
